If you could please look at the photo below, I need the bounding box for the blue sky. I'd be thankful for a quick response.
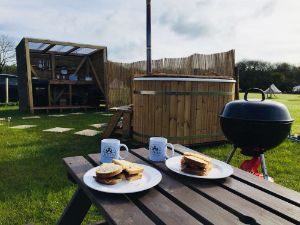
[1,0,300,64]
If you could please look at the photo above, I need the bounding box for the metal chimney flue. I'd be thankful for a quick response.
[146,0,152,74]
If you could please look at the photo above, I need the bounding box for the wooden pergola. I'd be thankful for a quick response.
[16,38,107,113]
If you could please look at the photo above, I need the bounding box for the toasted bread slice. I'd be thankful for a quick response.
[126,173,143,181]
[182,156,210,167]
[95,163,123,179]
[183,152,211,162]
[112,159,144,175]
[94,176,123,185]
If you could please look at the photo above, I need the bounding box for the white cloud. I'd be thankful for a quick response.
[0,0,300,64]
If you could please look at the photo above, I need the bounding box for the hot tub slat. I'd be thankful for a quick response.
[169,82,178,141]
[162,81,170,139]
[155,81,163,137]
[177,81,185,142]
[133,77,235,144]
[184,82,191,145]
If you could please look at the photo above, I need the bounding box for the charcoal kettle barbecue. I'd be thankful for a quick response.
[220,88,293,180]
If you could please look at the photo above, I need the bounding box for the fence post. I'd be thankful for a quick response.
[5,78,9,103]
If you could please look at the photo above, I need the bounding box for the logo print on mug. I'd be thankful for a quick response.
[104,147,116,158]
[151,145,160,155]
[100,139,129,163]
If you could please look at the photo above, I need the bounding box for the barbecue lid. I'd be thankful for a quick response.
[220,88,293,122]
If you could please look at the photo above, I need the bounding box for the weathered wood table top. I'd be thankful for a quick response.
[58,144,300,225]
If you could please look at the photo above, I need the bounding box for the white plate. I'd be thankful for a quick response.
[83,164,162,193]
[165,155,233,179]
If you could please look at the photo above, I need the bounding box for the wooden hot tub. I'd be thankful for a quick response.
[133,76,236,145]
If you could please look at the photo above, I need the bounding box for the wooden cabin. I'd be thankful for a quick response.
[16,38,107,113]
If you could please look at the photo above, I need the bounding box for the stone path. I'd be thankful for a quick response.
[4,112,110,138]
[43,127,73,133]
[74,129,100,137]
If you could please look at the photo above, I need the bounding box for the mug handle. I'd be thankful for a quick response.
[166,143,175,158]
[119,144,129,159]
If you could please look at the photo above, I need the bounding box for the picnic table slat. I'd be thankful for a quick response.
[128,189,204,225]
[219,177,300,223]
[130,148,296,225]
[87,154,210,225]
[175,145,300,220]
[89,152,282,224]
[62,156,155,225]
[172,144,300,223]
[174,144,300,207]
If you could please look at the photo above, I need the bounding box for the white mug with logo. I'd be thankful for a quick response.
[100,139,129,163]
[149,137,174,161]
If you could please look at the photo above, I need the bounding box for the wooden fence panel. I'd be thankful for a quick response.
[105,50,235,107]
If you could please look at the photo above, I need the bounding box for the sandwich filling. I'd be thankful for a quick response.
[181,152,212,176]
[93,160,144,185]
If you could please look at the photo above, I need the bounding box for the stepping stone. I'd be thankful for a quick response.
[101,113,113,116]
[48,114,66,117]
[69,112,85,115]
[89,123,108,129]
[75,129,100,137]
[43,127,73,133]
[22,116,41,119]
[11,125,37,129]
[93,112,113,116]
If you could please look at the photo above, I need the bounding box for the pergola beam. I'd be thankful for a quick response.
[27,38,106,50]
[41,44,55,54]
[64,46,80,56]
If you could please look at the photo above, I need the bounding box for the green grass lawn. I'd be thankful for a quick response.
[0,93,299,225]
[0,108,112,225]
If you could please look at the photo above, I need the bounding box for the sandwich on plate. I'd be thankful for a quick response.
[181,152,212,176]
[93,160,144,185]
[113,159,144,181]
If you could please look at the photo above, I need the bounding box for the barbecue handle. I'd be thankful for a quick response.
[244,88,265,101]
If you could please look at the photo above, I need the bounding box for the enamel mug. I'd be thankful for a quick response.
[100,139,129,163]
[149,137,174,161]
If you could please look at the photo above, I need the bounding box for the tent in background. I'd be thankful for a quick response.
[292,85,300,93]
[264,84,282,98]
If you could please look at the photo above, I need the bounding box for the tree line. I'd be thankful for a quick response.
[237,60,300,92]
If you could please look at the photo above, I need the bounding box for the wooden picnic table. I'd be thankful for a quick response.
[58,144,300,225]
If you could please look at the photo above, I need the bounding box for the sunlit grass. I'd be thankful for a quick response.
[0,108,111,225]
